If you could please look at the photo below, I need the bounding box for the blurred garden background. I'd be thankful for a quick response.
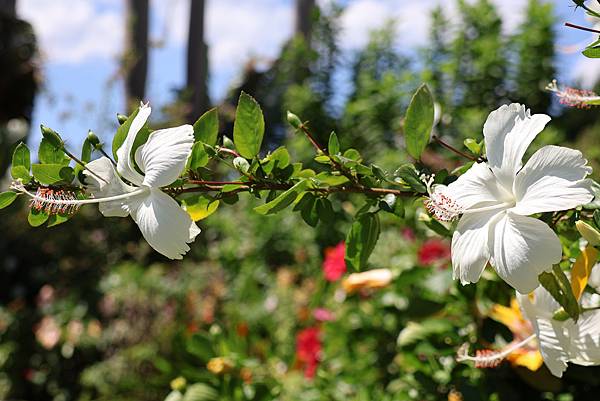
[1,0,600,400]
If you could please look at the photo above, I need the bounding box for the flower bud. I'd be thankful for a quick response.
[342,268,393,294]
[87,130,101,148]
[233,157,250,174]
[286,111,303,129]
[40,125,64,148]
[116,113,128,125]
[222,136,234,149]
[576,221,600,246]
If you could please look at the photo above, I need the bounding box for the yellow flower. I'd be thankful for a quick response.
[342,269,393,293]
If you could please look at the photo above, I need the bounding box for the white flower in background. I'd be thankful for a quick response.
[13,103,200,259]
[427,104,594,293]
[516,286,600,377]
[83,104,200,259]
[458,285,600,377]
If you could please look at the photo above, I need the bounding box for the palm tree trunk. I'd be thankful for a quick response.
[295,0,315,43]
[186,0,210,122]
[124,0,149,110]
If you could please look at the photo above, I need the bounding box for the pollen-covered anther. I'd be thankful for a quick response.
[424,191,463,222]
[546,79,600,109]
[456,343,505,369]
[30,187,81,215]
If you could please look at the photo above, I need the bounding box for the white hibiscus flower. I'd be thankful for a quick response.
[427,104,594,293]
[14,103,200,259]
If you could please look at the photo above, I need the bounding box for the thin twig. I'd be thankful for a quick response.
[432,135,478,161]
[565,22,600,34]
[63,148,109,184]
[298,124,360,186]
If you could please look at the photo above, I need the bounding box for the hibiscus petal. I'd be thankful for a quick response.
[512,145,593,215]
[129,188,201,259]
[116,103,150,186]
[134,124,194,188]
[451,209,502,285]
[84,157,139,217]
[490,212,561,294]
[517,290,570,377]
[443,162,512,209]
[483,103,550,190]
[570,310,600,366]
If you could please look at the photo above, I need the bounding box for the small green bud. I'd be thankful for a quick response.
[233,156,250,174]
[87,130,102,148]
[576,220,600,246]
[40,125,64,148]
[286,111,303,129]
[117,113,128,125]
[222,135,234,149]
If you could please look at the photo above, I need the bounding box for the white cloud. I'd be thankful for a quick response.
[17,0,124,64]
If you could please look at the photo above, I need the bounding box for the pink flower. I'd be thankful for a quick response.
[402,227,416,242]
[418,239,451,266]
[296,326,322,378]
[322,242,346,281]
[313,308,335,322]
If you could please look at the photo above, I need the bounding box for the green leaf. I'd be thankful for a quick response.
[75,138,94,181]
[316,198,335,223]
[47,213,71,227]
[0,191,18,209]
[193,108,219,146]
[397,320,453,347]
[345,213,381,271]
[297,194,319,227]
[187,142,209,170]
[28,208,49,227]
[404,84,434,159]
[315,172,349,186]
[593,210,600,230]
[254,180,309,215]
[112,107,140,161]
[424,218,451,237]
[32,164,75,185]
[463,138,481,155]
[394,164,426,193]
[583,46,600,58]
[328,131,340,155]
[233,92,264,159]
[38,138,70,165]
[11,143,31,182]
[539,267,580,322]
[183,196,220,221]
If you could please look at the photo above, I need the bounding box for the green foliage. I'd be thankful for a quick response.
[187,142,210,170]
[10,142,31,182]
[254,180,309,215]
[31,163,74,185]
[193,108,219,146]
[404,84,434,160]
[38,138,69,165]
[0,191,17,209]
[345,213,380,271]
[233,92,265,159]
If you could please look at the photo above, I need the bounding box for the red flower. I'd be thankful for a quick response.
[296,326,322,378]
[418,239,451,266]
[322,242,346,281]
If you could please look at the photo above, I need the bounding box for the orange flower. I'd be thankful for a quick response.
[488,298,543,371]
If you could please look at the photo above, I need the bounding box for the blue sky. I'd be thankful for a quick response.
[15,0,599,151]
